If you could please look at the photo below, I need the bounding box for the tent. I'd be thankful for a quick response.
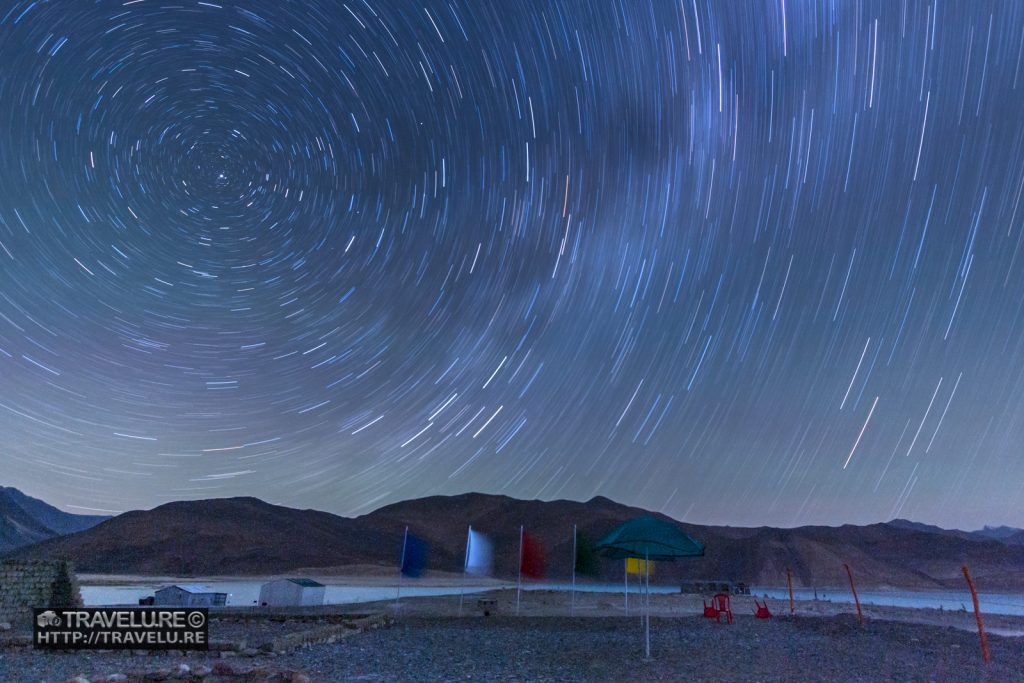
[595,516,705,658]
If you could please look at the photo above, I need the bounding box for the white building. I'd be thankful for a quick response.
[258,578,326,607]
[154,584,227,607]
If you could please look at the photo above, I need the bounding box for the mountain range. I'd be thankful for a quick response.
[4,488,1023,590]
[0,486,108,553]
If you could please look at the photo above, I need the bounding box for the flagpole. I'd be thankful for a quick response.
[397,526,408,605]
[570,525,577,616]
[459,526,470,616]
[624,561,629,614]
[516,525,524,615]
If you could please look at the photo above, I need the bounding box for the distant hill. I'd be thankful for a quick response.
[886,518,973,539]
[0,487,108,553]
[8,492,1024,590]
[971,525,1024,543]
[1002,529,1024,546]
[888,518,1024,544]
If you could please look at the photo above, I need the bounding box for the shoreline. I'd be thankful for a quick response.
[76,573,1024,613]
[76,572,1022,595]
[70,576,1024,636]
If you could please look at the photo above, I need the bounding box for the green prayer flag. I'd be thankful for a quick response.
[574,531,600,576]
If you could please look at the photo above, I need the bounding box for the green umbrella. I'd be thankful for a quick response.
[595,516,705,659]
[595,516,705,560]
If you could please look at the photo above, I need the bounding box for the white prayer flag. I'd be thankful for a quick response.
[464,528,494,576]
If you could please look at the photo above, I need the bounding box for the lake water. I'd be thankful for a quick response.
[80,580,1024,616]
[749,586,1024,616]
[80,582,498,608]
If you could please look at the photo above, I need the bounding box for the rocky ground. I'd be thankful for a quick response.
[1,590,1021,682]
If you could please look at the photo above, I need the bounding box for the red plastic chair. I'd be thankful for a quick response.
[754,598,772,619]
[702,599,719,618]
[712,593,733,624]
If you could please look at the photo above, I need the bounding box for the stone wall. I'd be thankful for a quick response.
[0,559,83,626]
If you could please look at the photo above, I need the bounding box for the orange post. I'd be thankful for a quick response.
[962,565,990,663]
[843,563,863,626]
[786,567,795,616]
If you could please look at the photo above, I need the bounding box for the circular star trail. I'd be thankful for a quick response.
[1,0,1023,527]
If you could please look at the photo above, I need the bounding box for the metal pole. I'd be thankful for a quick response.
[459,527,470,616]
[624,561,629,613]
[517,525,523,615]
[571,525,577,615]
[638,561,643,629]
[644,549,650,659]
[397,526,408,605]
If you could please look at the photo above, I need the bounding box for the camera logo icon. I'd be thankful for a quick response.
[36,610,61,628]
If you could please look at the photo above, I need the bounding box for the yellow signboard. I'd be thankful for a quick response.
[625,558,654,575]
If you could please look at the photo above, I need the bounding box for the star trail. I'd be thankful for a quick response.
[1,0,1023,528]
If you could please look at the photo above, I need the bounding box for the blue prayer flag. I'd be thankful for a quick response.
[400,528,428,578]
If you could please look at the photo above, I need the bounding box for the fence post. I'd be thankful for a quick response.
[962,565,990,663]
[843,563,863,626]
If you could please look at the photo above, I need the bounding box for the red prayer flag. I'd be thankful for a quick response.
[520,531,546,579]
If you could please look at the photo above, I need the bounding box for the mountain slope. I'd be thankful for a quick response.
[4,497,371,574]
[9,492,1024,589]
[0,487,109,553]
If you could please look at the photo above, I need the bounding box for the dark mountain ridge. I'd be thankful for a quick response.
[0,487,108,553]
[7,491,1024,590]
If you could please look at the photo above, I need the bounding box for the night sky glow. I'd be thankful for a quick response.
[1,0,1023,528]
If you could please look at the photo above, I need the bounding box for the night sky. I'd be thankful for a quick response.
[1,0,1022,529]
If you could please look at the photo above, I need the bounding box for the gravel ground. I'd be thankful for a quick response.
[297,614,1022,682]
[2,612,1021,682]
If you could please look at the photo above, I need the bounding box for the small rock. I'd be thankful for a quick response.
[221,650,238,658]
[242,647,259,657]
[192,665,212,678]
[65,677,90,683]
[144,670,170,682]
[212,662,236,676]
[0,621,11,631]
[105,675,128,683]
[171,663,191,678]
[290,674,311,683]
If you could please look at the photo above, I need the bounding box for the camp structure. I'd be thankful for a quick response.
[154,584,227,607]
[258,578,326,607]
[596,516,705,659]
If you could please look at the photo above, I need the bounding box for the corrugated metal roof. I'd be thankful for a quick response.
[285,578,324,587]
[161,583,219,594]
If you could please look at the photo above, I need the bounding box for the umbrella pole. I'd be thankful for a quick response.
[644,549,650,659]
